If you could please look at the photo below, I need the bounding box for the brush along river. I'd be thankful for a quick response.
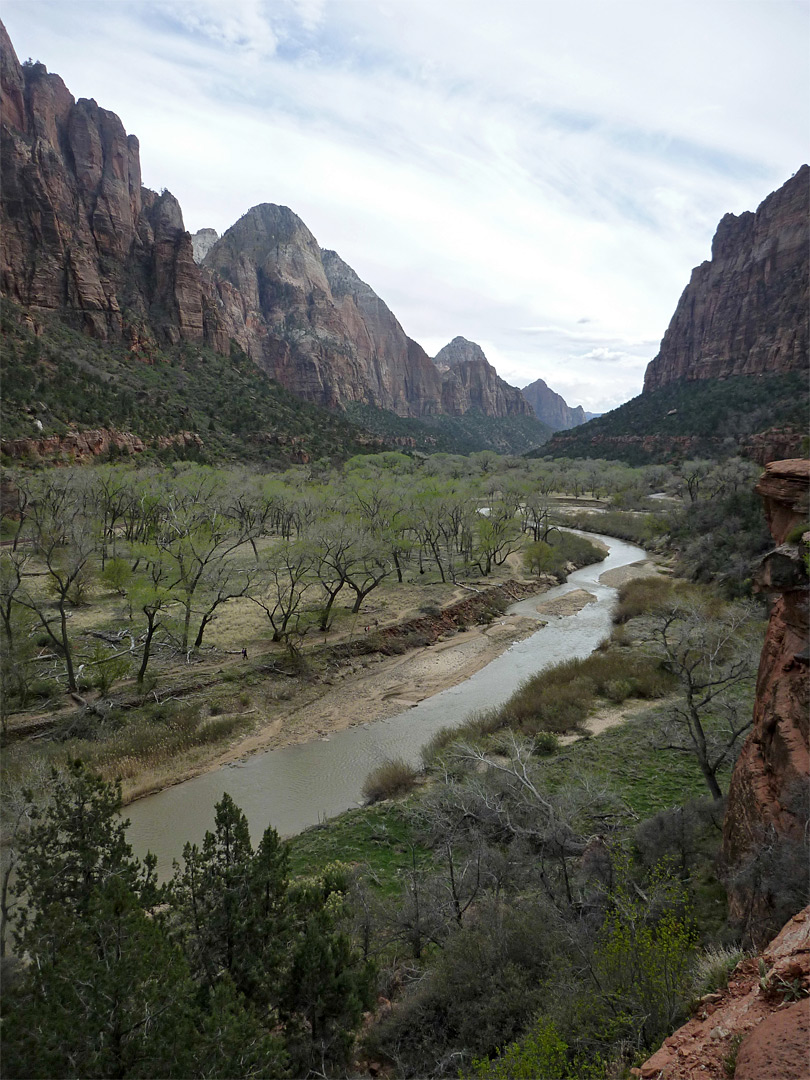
[125,533,649,878]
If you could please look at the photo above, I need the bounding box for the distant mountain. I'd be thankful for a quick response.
[521,378,586,431]
[191,228,218,263]
[0,19,538,452]
[434,337,533,419]
[1,19,546,453]
[541,168,809,464]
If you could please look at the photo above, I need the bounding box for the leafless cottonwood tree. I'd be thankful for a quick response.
[641,597,761,800]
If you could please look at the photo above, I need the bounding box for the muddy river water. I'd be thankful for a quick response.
[125,532,647,877]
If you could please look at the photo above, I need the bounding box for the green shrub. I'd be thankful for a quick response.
[421,726,461,768]
[691,945,746,999]
[524,531,605,579]
[786,522,810,545]
[488,651,674,736]
[531,732,559,756]
[469,1017,568,1079]
[362,758,419,804]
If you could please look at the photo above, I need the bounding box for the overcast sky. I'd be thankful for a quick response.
[3,1,808,411]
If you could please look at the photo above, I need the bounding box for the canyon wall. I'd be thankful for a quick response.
[0,20,534,425]
[643,166,809,393]
[0,22,225,353]
[722,458,809,941]
[434,337,534,419]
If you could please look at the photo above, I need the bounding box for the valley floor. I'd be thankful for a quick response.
[121,610,542,803]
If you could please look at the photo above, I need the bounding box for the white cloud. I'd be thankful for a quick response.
[2,0,807,412]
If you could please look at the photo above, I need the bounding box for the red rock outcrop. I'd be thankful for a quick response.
[644,167,809,393]
[722,459,810,941]
[635,906,810,1080]
[521,376,586,431]
[0,427,202,462]
[434,337,534,419]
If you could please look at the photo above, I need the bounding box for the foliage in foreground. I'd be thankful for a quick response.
[2,764,373,1079]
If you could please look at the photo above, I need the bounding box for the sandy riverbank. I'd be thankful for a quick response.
[207,615,541,761]
[122,560,667,801]
[122,610,543,801]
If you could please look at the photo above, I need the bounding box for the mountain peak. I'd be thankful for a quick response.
[434,337,490,370]
[521,378,586,431]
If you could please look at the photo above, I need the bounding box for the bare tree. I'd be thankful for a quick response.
[641,597,761,799]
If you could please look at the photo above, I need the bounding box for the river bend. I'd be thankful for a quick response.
[126,533,646,877]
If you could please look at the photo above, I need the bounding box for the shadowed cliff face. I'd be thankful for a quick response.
[521,376,586,431]
[644,166,809,392]
[722,459,810,942]
[434,337,534,419]
[0,22,221,351]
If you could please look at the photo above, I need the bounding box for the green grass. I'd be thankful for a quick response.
[288,801,429,895]
[510,700,746,819]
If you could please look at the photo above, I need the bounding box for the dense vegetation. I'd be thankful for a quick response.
[2,447,805,1078]
[345,403,553,456]
[1,300,551,463]
[0,300,384,466]
[2,766,372,1078]
[536,371,810,463]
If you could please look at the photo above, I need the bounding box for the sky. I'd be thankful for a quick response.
[3,1,808,412]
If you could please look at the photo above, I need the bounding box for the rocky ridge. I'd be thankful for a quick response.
[644,166,809,392]
[521,376,586,430]
[191,228,218,264]
[0,22,535,429]
[635,906,809,1080]
[0,23,224,353]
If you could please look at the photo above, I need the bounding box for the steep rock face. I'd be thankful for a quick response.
[0,22,544,425]
[205,204,416,413]
[521,377,586,430]
[722,459,810,940]
[644,167,810,392]
[0,21,220,350]
[434,337,533,418]
[191,227,218,264]
[321,250,443,415]
[204,209,449,416]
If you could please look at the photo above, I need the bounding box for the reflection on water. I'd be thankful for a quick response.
[125,533,646,877]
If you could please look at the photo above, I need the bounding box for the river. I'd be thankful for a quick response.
[125,532,646,877]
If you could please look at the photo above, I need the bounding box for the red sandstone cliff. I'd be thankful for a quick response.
[0,21,537,426]
[643,167,809,392]
[722,459,810,942]
[0,22,223,352]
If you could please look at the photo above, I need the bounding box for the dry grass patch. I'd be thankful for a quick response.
[362,758,419,804]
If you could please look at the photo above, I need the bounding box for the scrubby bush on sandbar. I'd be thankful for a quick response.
[612,576,676,623]
[362,758,419,804]
[493,651,675,736]
[564,508,658,546]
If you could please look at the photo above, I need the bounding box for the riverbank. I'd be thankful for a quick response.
[120,608,543,803]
